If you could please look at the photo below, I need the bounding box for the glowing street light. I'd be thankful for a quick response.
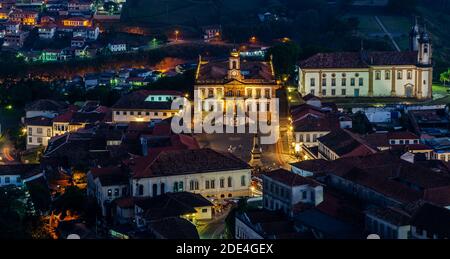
[282,37,290,43]
[175,30,180,42]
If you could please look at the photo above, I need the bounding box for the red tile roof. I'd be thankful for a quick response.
[262,169,321,187]
[387,131,419,140]
[25,116,53,126]
[130,148,250,179]
[318,129,378,157]
[299,51,419,69]
[114,197,135,208]
[293,113,340,132]
[53,110,75,123]
[196,59,275,83]
[292,152,450,205]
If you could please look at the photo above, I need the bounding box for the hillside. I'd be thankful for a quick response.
[121,0,275,27]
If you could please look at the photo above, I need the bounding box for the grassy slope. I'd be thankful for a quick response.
[415,4,450,74]
[123,0,266,27]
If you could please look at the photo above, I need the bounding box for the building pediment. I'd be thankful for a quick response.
[224,78,245,85]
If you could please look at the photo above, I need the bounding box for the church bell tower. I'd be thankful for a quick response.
[418,26,432,66]
[228,49,242,80]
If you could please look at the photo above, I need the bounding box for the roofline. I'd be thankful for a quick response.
[132,167,251,179]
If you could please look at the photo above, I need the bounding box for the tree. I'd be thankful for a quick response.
[267,41,301,80]
[440,69,450,86]
[0,187,29,239]
[387,0,417,14]
[351,111,374,134]
[52,186,86,218]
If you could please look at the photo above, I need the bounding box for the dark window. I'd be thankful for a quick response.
[195,181,199,190]
[138,185,144,195]
[227,177,233,187]
[152,184,158,196]
[375,71,381,80]
[241,175,246,186]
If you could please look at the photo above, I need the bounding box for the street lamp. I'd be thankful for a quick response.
[175,30,180,42]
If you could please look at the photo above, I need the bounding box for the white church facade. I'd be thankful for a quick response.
[297,21,433,99]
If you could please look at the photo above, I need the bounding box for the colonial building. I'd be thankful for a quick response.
[0,164,43,187]
[317,128,377,160]
[134,192,213,228]
[25,116,53,149]
[297,22,432,99]
[129,148,252,200]
[62,16,92,27]
[261,169,323,216]
[195,50,280,125]
[87,166,129,216]
[111,90,181,124]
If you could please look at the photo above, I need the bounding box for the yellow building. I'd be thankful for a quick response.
[62,17,92,27]
[195,50,280,125]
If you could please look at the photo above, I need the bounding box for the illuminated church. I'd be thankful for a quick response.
[298,21,433,99]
